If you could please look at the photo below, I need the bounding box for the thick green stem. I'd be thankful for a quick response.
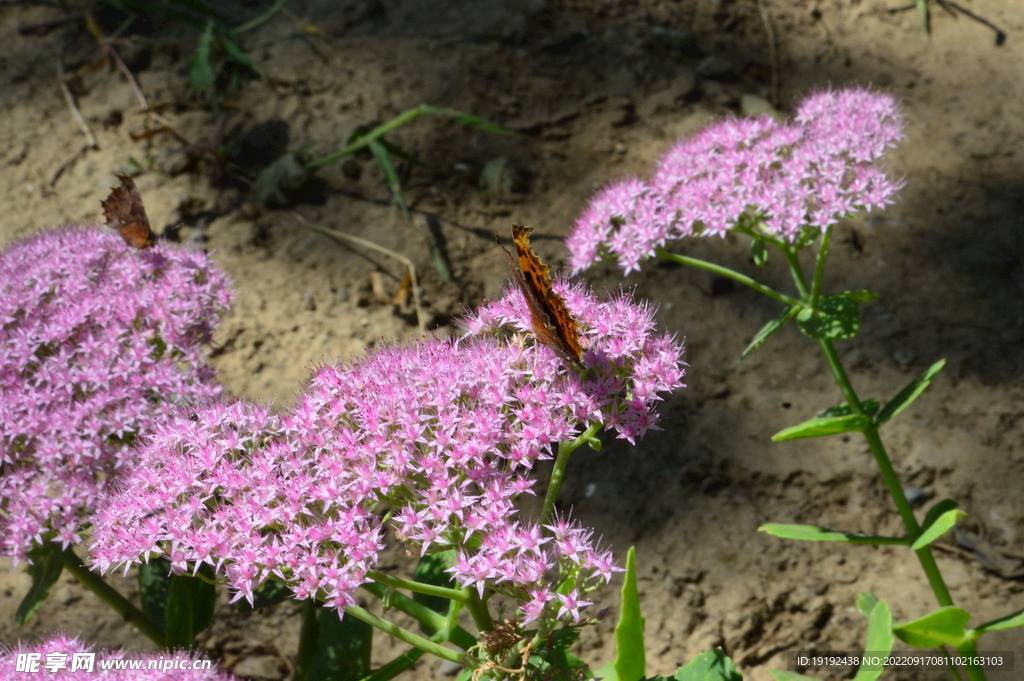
[344,605,463,664]
[655,248,801,307]
[61,549,164,646]
[464,588,494,633]
[540,422,602,526]
[293,599,320,681]
[367,570,468,603]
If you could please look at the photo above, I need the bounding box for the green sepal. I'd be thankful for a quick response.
[164,564,217,649]
[16,541,65,625]
[597,546,645,681]
[892,607,970,648]
[797,292,872,341]
[875,359,946,427]
[973,606,1024,635]
[911,500,966,550]
[759,524,909,546]
[742,306,799,359]
[771,413,871,441]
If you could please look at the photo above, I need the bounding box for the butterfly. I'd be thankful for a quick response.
[100,174,155,249]
[497,224,583,366]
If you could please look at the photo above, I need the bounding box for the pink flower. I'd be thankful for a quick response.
[91,283,680,623]
[0,633,236,680]
[567,87,906,274]
[0,226,230,564]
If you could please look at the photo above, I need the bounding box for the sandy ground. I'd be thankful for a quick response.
[1,1,1023,680]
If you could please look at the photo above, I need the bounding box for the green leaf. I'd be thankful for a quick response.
[893,607,970,648]
[430,106,516,136]
[742,306,798,359]
[308,609,372,681]
[796,293,863,341]
[613,546,646,681]
[164,565,217,649]
[759,524,908,546]
[974,606,1024,634]
[751,238,769,267]
[771,413,871,441]
[675,649,743,681]
[875,359,946,427]
[853,598,893,681]
[412,552,456,617]
[368,139,410,221]
[857,592,880,619]
[531,629,590,680]
[189,21,217,92]
[139,558,172,630]
[219,33,258,73]
[912,503,966,550]
[16,542,65,625]
[817,400,879,419]
[769,672,815,681]
[587,434,603,452]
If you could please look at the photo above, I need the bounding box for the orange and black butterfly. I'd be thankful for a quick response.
[101,174,155,249]
[497,224,583,366]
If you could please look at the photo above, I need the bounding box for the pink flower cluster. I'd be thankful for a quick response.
[0,634,236,680]
[0,227,231,563]
[567,87,906,273]
[90,282,685,625]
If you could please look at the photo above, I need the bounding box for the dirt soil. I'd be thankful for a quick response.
[1,1,1023,680]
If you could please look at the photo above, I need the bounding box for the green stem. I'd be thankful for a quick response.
[293,599,320,681]
[657,232,989,681]
[61,549,164,646]
[782,250,986,681]
[367,570,468,603]
[344,605,462,664]
[655,248,801,307]
[540,422,602,526]
[779,244,812,299]
[464,588,494,633]
[809,225,833,308]
[360,582,476,650]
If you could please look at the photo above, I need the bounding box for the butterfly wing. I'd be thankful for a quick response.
[101,174,155,249]
[504,225,583,365]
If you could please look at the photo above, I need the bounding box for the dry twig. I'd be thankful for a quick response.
[292,212,428,333]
